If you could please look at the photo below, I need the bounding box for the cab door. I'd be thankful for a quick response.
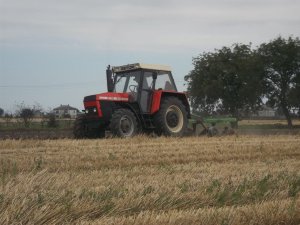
[140,72,154,113]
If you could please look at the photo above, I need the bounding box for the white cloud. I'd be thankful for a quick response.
[0,0,300,110]
[0,0,300,52]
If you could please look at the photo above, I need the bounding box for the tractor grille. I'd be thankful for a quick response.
[85,106,98,115]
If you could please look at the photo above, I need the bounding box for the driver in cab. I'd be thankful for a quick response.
[128,75,140,102]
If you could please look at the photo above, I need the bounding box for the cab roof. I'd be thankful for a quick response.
[112,63,172,73]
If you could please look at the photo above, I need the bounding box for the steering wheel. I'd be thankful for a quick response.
[129,85,137,92]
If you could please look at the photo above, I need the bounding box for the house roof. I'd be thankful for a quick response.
[53,104,78,111]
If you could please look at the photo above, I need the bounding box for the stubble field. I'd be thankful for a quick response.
[0,135,300,224]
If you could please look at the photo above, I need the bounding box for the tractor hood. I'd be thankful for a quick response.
[84,92,130,102]
[97,92,129,102]
[83,92,130,118]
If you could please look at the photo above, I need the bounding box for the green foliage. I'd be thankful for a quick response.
[288,176,300,197]
[33,157,43,171]
[142,185,155,196]
[1,118,74,130]
[79,187,125,202]
[108,152,117,160]
[0,194,4,205]
[0,108,4,117]
[185,43,264,118]
[47,113,58,128]
[258,36,300,127]
[36,192,44,205]
[231,180,248,203]
[203,174,300,206]
[186,36,300,126]
[3,113,13,127]
[255,174,272,198]
[206,179,221,193]
[0,159,19,186]
[18,107,34,128]
[177,181,191,193]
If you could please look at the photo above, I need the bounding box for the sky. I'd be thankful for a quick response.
[0,0,300,112]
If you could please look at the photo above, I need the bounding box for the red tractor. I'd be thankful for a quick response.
[73,63,191,138]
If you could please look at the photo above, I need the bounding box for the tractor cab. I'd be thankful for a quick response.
[110,64,177,112]
[74,63,190,138]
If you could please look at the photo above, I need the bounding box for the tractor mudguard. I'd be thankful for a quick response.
[150,90,190,118]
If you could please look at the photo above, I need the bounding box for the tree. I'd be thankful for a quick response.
[289,67,300,117]
[47,113,58,128]
[4,113,13,127]
[258,36,300,127]
[185,44,264,118]
[19,108,34,127]
[16,102,35,127]
[0,108,4,117]
[32,102,44,118]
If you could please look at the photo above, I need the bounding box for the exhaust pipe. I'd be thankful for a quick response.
[106,65,114,92]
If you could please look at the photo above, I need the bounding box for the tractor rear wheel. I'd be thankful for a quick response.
[110,108,139,138]
[154,97,187,137]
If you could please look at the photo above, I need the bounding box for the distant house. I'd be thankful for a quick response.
[53,104,79,118]
[255,105,276,118]
[33,110,44,118]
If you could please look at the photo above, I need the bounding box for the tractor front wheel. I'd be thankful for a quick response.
[73,115,87,139]
[73,115,105,139]
[154,97,188,137]
[110,108,139,138]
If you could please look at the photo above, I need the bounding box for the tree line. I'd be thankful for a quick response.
[0,103,58,128]
[185,36,300,127]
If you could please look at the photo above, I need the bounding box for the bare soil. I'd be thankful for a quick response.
[0,129,73,140]
[1,127,300,140]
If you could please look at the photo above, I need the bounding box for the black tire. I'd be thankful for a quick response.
[110,108,139,138]
[73,115,105,139]
[88,128,106,139]
[154,97,188,137]
[73,115,87,139]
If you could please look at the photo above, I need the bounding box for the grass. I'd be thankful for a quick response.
[239,119,300,126]
[238,119,300,129]
[0,135,300,224]
[0,118,74,130]
[237,119,300,135]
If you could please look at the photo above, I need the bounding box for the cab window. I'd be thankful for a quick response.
[114,71,140,93]
[155,72,176,91]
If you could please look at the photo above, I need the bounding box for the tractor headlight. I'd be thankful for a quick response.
[85,107,97,115]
